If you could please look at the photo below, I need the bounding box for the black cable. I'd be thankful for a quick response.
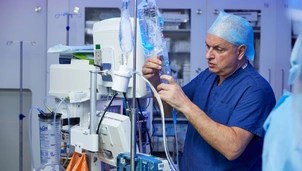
[93,64,103,71]
[123,92,127,101]
[136,98,143,115]
[136,98,153,154]
[96,92,118,134]
[146,125,153,154]
[123,92,129,115]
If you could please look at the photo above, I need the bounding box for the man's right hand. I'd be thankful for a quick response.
[142,56,162,87]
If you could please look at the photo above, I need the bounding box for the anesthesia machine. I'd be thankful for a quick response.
[29,0,178,170]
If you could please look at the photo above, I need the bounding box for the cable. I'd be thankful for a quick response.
[136,98,143,153]
[123,92,130,116]
[96,92,119,134]
[146,124,154,154]
[135,71,178,171]
[137,98,153,154]
[136,98,143,114]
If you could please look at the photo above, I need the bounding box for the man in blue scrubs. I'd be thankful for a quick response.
[142,11,276,170]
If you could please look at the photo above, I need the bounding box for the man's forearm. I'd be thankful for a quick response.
[180,101,253,160]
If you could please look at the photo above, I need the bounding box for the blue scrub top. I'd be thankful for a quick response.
[180,63,276,171]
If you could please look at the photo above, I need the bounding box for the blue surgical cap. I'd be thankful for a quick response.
[208,11,255,61]
[287,0,302,85]
[288,34,302,85]
[288,0,302,35]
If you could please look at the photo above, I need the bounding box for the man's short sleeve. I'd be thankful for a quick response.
[228,88,275,138]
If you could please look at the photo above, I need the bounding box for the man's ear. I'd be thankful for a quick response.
[237,45,247,60]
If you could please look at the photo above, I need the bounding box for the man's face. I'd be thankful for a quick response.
[205,33,241,78]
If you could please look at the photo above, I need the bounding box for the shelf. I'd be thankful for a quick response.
[168,52,190,54]
[153,117,188,122]
[163,29,191,32]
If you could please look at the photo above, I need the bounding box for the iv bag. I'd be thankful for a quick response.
[119,0,133,65]
[137,0,163,58]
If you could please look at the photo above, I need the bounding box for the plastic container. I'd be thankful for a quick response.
[112,65,132,92]
[38,113,62,167]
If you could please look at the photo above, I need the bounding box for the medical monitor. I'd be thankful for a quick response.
[93,17,147,98]
[97,112,133,166]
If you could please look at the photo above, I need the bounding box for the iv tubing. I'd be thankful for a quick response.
[53,98,68,167]
[28,106,39,170]
[135,71,178,171]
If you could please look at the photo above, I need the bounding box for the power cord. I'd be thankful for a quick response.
[136,98,153,154]
[96,92,119,134]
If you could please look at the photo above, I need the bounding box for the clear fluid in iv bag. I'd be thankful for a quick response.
[119,1,133,62]
[138,1,165,58]
[138,4,154,58]
[149,7,164,56]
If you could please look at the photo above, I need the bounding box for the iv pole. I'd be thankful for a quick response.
[55,7,81,46]
[7,40,35,171]
[131,0,138,170]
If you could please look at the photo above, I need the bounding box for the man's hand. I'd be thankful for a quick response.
[142,56,162,87]
[157,75,191,113]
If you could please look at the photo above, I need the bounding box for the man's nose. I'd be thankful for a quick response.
[206,48,214,60]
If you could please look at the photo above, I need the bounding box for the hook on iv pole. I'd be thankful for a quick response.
[54,8,81,46]
[7,40,36,46]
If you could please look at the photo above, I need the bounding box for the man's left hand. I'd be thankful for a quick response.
[157,75,191,112]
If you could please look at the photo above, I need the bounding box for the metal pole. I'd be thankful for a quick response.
[90,70,97,134]
[66,14,70,46]
[19,41,24,171]
[131,0,138,170]
[7,40,35,171]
